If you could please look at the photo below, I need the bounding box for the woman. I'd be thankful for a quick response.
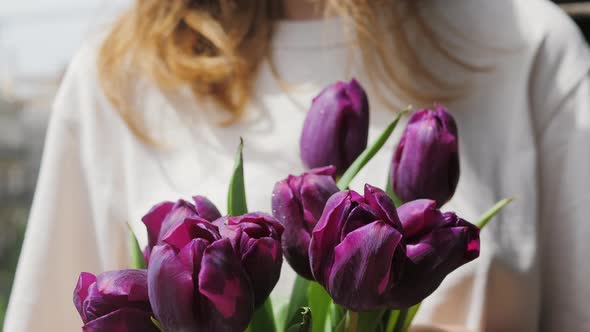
[4,0,589,331]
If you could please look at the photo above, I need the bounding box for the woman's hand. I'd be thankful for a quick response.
[410,324,472,332]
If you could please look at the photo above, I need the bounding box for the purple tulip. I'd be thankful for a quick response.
[142,196,222,263]
[215,213,284,308]
[309,184,406,312]
[388,199,480,308]
[300,79,369,175]
[73,269,159,332]
[147,216,254,332]
[391,104,460,207]
[271,166,340,280]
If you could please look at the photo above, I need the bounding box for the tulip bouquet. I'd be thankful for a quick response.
[73,79,512,332]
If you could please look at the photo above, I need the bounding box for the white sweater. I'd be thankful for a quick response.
[5,1,590,331]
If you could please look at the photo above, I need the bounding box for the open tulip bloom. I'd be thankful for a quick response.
[72,79,512,332]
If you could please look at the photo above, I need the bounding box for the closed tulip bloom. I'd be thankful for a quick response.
[73,269,158,332]
[148,216,254,332]
[216,212,284,308]
[391,105,460,207]
[141,196,222,262]
[271,166,339,279]
[300,79,369,175]
[309,184,406,312]
[389,199,480,308]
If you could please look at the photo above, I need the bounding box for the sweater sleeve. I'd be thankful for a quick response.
[2,102,102,331]
[537,72,590,331]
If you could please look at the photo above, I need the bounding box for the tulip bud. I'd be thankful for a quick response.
[215,212,284,308]
[271,166,339,280]
[141,196,222,263]
[147,216,254,332]
[388,199,480,308]
[391,104,460,207]
[73,269,159,332]
[300,79,369,175]
[309,184,406,312]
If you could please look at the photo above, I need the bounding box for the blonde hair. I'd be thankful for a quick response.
[98,0,475,144]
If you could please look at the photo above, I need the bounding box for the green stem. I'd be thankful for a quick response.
[476,197,515,229]
[337,107,411,190]
[246,299,276,332]
[151,317,165,332]
[285,276,311,329]
[347,312,359,332]
[391,309,408,332]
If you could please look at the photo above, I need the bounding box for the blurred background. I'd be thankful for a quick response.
[0,1,128,327]
[0,0,588,328]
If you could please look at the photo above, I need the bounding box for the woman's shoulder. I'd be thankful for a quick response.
[52,32,114,126]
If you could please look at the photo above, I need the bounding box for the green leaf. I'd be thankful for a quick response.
[286,307,313,332]
[151,317,165,332]
[128,224,146,269]
[337,107,410,190]
[476,197,515,229]
[329,302,346,331]
[385,169,403,208]
[285,276,312,329]
[401,303,421,332]
[384,310,401,332]
[308,282,332,332]
[227,138,248,216]
[356,309,386,332]
[247,298,277,332]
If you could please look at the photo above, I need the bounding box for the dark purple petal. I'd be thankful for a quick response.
[272,179,315,279]
[193,195,222,222]
[300,173,340,228]
[388,215,479,308]
[74,272,97,323]
[241,237,283,307]
[158,200,199,244]
[220,213,283,307]
[300,79,369,174]
[391,107,459,207]
[198,239,254,331]
[82,308,159,332]
[161,217,220,251]
[396,199,441,240]
[82,270,151,324]
[148,243,203,331]
[327,221,404,311]
[96,270,148,301]
[141,201,174,252]
[309,190,360,284]
[363,184,402,228]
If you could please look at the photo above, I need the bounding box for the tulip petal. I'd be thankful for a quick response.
[242,237,283,307]
[82,308,160,332]
[327,221,404,311]
[388,223,479,308]
[148,242,204,331]
[309,191,359,283]
[343,79,370,167]
[193,195,222,222]
[142,202,174,251]
[96,270,148,301]
[198,238,254,331]
[397,199,440,239]
[363,184,402,228]
[158,200,198,244]
[74,272,96,323]
[273,179,315,279]
[162,217,220,251]
[300,173,340,228]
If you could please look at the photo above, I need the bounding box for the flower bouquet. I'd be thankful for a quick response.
[73,80,512,332]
